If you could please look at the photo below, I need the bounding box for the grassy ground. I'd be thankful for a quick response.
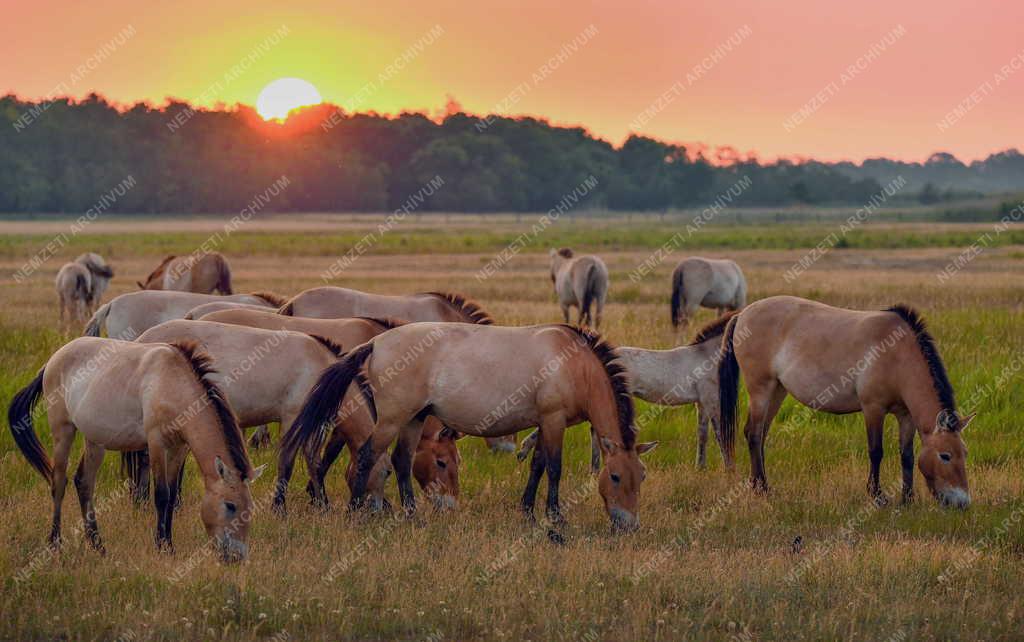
[1,218,1022,641]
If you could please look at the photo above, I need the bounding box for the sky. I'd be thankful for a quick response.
[3,0,1022,162]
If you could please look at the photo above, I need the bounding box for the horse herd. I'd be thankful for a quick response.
[9,248,971,563]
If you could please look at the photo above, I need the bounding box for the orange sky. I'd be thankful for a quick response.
[4,0,1021,162]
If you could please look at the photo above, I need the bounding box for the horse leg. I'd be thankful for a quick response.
[48,420,76,548]
[539,414,567,524]
[149,442,187,553]
[73,440,107,553]
[249,425,272,449]
[594,296,604,329]
[696,405,709,470]
[58,297,67,331]
[864,405,886,501]
[897,411,916,504]
[485,435,517,453]
[307,422,347,507]
[744,381,786,493]
[350,418,403,511]
[391,421,425,515]
[560,303,571,324]
[589,426,601,474]
[520,442,547,520]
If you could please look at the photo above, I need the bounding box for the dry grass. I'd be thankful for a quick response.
[1,219,1022,640]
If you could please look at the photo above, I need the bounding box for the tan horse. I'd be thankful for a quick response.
[55,262,93,330]
[135,320,457,513]
[670,257,746,339]
[279,287,494,324]
[719,296,972,507]
[549,248,609,328]
[280,323,657,531]
[520,313,736,471]
[84,290,285,339]
[74,252,114,309]
[138,252,233,294]
[185,301,280,320]
[7,338,260,561]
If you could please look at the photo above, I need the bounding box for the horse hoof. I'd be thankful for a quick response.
[547,529,566,546]
[271,499,287,518]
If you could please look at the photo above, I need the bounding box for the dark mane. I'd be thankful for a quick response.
[307,334,346,358]
[143,255,176,284]
[249,290,288,307]
[556,247,574,258]
[425,292,494,325]
[277,298,295,316]
[689,312,738,346]
[885,305,957,417]
[354,317,409,331]
[170,340,252,478]
[560,325,636,449]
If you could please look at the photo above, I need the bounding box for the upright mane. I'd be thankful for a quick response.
[560,325,636,449]
[689,311,738,346]
[170,341,252,478]
[307,334,346,358]
[425,292,494,325]
[885,305,957,417]
[556,247,574,258]
[277,298,295,316]
[249,290,288,307]
[143,255,177,284]
[355,317,410,331]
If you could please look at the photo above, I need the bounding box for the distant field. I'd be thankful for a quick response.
[1,218,1022,640]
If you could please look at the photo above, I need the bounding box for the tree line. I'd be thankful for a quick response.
[1,94,1019,215]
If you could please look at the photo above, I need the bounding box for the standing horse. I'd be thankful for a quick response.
[670,257,746,339]
[138,252,233,294]
[279,287,493,325]
[75,252,114,309]
[185,301,281,320]
[84,290,285,339]
[55,262,93,330]
[718,296,972,507]
[135,320,458,513]
[280,323,657,531]
[549,248,609,328]
[7,338,260,561]
[520,313,736,471]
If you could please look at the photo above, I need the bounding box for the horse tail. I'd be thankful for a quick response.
[580,263,599,326]
[74,272,90,302]
[120,450,149,498]
[7,370,52,483]
[83,301,111,337]
[671,265,685,328]
[279,342,376,467]
[215,254,233,295]
[717,314,741,463]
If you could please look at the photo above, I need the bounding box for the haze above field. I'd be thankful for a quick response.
[3,0,1022,163]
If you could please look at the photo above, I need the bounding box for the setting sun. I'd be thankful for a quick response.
[255,78,322,121]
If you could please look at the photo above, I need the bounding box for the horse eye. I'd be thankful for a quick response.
[939,452,952,463]
[610,473,621,484]
[435,459,447,469]
[223,501,237,515]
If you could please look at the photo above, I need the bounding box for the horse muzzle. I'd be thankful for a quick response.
[937,487,971,510]
[431,494,458,511]
[610,508,639,533]
[218,536,249,563]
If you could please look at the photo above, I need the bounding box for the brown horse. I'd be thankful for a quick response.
[718,296,972,507]
[7,338,260,561]
[279,287,494,324]
[138,252,233,294]
[280,323,657,531]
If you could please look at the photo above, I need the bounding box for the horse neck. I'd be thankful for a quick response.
[579,357,623,444]
[896,353,945,437]
[179,406,239,483]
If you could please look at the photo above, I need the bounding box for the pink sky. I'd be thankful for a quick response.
[3,0,1021,161]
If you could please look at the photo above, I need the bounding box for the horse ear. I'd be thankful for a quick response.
[958,412,977,432]
[136,281,145,289]
[636,441,659,456]
[248,463,267,482]
[600,436,618,454]
[439,426,460,441]
[935,409,956,433]
[215,456,229,480]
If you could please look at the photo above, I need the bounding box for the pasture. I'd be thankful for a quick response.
[1,217,1022,641]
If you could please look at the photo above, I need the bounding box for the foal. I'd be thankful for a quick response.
[8,338,259,561]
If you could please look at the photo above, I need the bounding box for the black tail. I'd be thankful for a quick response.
[121,450,149,499]
[580,263,598,326]
[75,272,90,301]
[717,315,740,463]
[7,370,52,483]
[671,266,685,328]
[279,342,375,465]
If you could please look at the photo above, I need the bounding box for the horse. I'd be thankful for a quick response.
[279,323,657,531]
[670,257,746,339]
[549,248,608,328]
[134,320,457,513]
[6,338,261,561]
[138,252,233,294]
[718,295,972,508]
[278,288,494,324]
[519,313,737,471]
[185,301,281,320]
[55,262,93,330]
[83,290,286,339]
[74,252,114,309]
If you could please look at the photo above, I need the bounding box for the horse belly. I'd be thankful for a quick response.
[67,389,147,450]
[778,369,861,414]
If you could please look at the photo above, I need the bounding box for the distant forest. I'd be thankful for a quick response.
[1,94,1021,215]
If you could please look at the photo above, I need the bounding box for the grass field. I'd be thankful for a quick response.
[1,217,1022,641]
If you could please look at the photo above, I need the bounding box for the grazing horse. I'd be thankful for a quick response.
[74,252,114,309]
[7,338,260,561]
[549,248,609,328]
[135,320,457,513]
[138,252,233,294]
[718,295,972,507]
[520,313,736,471]
[83,290,285,339]
[280,323,657,531]
[55,262,93,330]
[670,257,746,339]
[279,287,493,325]
[185,301,280,320]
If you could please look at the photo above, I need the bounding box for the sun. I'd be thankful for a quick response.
[255,78,322,121]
